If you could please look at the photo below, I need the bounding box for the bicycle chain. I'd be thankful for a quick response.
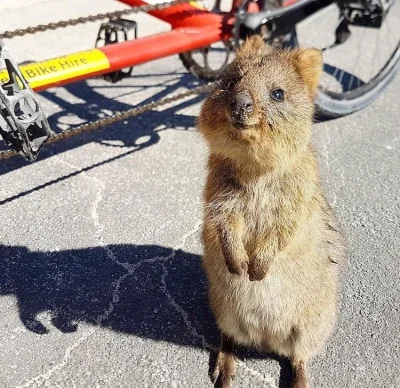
[0,0,201,39]
[0,84,212,160]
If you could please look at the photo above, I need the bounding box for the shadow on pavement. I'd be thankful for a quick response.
[0,71,206,177]
[0,243,292,387]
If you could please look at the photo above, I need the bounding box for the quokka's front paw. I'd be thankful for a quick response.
[225,257,249,276]
[248,256,270,281]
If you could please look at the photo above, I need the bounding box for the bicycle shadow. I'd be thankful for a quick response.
[0,71,208,206]
[0,242,292,388]
[0,71,206,177]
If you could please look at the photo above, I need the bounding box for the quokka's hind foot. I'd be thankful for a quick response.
[291,360,308,388]
[212,334,237,388]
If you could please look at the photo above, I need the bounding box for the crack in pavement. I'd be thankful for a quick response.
[320,125,346,209]
[240,363,278,388]
[159,220,210,349]
[321,127,337,207]
[16,328,95,388]
[384,136,398,150]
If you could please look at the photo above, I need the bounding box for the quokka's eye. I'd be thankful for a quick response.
[271,89,285,102]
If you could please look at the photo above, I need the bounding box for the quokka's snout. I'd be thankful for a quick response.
[230,91,254,127]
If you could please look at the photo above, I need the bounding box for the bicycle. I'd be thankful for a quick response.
[1,0,398,160]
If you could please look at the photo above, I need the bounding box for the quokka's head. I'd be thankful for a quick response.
[197,35,323,171]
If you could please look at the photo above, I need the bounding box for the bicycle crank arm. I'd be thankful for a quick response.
[0,40,52,162]
[237,0,334,33]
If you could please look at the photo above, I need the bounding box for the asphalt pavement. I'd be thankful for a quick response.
[0,1,399,387]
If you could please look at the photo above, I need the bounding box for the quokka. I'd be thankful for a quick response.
[198,36,345,388]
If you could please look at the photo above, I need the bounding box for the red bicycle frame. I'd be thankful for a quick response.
[0,1,235,92]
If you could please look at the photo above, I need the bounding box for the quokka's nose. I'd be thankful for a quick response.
[232,93,254,114]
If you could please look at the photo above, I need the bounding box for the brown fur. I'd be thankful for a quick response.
[197,36,345,388]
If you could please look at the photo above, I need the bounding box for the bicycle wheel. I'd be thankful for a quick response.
[296,1,400,118]
[179,40,234,81]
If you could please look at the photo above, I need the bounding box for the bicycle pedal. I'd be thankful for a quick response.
[342,0,392,28]
[95,18,138,83]
[335,18,351,45]
[0,40,52,162]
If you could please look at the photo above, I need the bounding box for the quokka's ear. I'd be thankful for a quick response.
[291,48,323,99]
[236,35,273,59]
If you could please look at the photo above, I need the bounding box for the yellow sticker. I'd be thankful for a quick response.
[0,49,110,89]
[189,1,206,9]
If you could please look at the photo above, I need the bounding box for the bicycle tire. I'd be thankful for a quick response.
[179,52,224,81]
[315,41,400,118]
